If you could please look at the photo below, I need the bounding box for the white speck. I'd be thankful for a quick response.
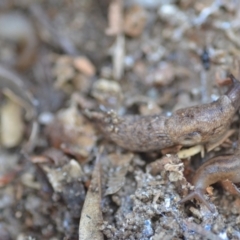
[218,231,228,240]
[165,197,171,208]
[211,94,219,101]
[124,56,134,68]
[38,112,54,125]
[160,4,177,15]
[166,111,172,117]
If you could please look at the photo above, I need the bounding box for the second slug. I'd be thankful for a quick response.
[86,74,240,152]
[178,149,240,212]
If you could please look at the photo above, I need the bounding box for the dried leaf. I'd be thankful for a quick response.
[43,159,83,192]
[79,151,103,240]
[105,0,123,36]
[105,153,133,195]
[206,186,214,196]
[73,56,96,77]
[46,105,97,159]
[124,5,147,37]
[146,156,172,176]
[53,55,75,89]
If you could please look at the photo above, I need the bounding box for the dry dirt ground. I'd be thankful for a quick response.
[1,0,240,239]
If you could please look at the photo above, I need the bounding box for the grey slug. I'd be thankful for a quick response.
[179,149,240,212]
[85,74,240,152]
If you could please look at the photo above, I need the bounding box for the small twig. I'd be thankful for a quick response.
[193,0,222,26]
[0,64,36,119]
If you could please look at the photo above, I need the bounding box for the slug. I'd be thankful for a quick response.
[85,74,240,152]
[178,149,240,212]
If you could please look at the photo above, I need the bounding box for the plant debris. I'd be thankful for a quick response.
[1,1,240,239]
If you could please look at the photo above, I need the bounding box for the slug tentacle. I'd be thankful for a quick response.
[179,145,240,211]
[178,188,214,212]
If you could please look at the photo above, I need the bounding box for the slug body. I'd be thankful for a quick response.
[179,150,240,212]
[86,75,240,152]
[193,153,240,190]
[87,111,171,151]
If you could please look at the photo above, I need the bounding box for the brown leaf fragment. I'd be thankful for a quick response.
[124,5,147,37]
[73,56,96,77]
[147,156,172,176]
[43,159,83,193]
[46,105,97,160]
[105,166,129,195]
[215,74,232,87]
[161,145,182,155]
[61,143,89,160]
[43,148,69,166]
[53,55,75,89]
[39,158,85,218]
[105,153,133,195]
[206,186,214,196]
[105,0,123,36]
[79,150,104,240]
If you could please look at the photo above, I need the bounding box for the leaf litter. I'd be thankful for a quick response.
[1,1,240,239]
